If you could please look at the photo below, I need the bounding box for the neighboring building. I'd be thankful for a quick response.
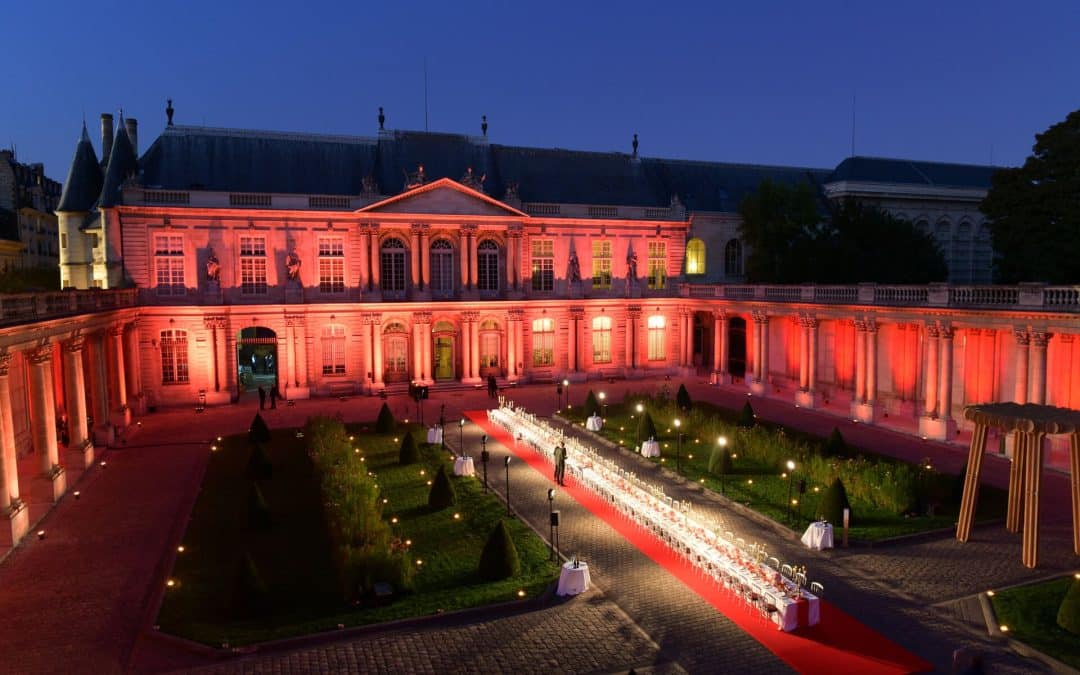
[0,149,62,273]
[823,156,996,284]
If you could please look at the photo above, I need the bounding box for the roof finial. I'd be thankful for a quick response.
[378,106,385,130]
[481,114,488,137]
[632,133,639,158]
[166,99,174,126]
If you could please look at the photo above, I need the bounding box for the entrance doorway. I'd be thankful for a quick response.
[434,337,455,380]
[727,317,747,379]
[237,327,278,393]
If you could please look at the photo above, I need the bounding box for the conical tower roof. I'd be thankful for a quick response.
[57,123,104,212]
[99,116,139,208]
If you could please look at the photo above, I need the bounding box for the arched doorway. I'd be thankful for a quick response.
[693,311,713,369]
[237,327,278,393]
[383,321,410,383]
[478,318,501,377]
[727,316,747,379]
[432,320,456,381]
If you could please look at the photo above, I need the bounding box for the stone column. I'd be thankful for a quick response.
[506,230,519,291]
[124,325,142,413]
[512,231,522,290]
[756,314,770,393]
[372,316,384,387]
[369,225,381,288]
[508,310,523,380]
[410,224,421,289]
[624,308,639,371]
[109,326,128,425]
[421,318,432,383]
[866,320,878,406]
[359,319,371,389]
[469,230,479,290]
[412,321,423,381]
[295,321,308,389]
[470,316,481,380]
[567,313,578,373]
[29,345,65,500]
[0,351,28,544]
[854,320,867,404]
[713,312,725,379]
[939,326,955,422]
[63,338,91,465]
[358,224,370,291]
[420,225,430,289]
[460,316,472,382]
[460,229,471,289]
[1030,330,1051,405]
[798,318,809,390]
[808,320,818,391]
[1013,329,1029,404]
[924,325,940,416]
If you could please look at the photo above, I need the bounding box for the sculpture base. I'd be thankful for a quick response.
[851,402,877,424]
[203,281,223,305]
[918,415,958,442]
[77,441,95,469]
[93,424,115,448]
[203,390,232,406]
[284,285,304,304]
[38,468,66,502]
[794,389,819,409]
[711,371,732,386]
[284,386,311,401]
[4,501,29,547]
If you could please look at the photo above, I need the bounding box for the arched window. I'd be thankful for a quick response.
[383,321,409,380]
[430,239,454,298]
[724,239,742,277]
[647,315,666,361]
[532,317,554,367]
[592,315,612,364]
[381,237,407,296]
[685,238,706,275]
[160,329,189,384]
[321,324,346,375]
[479,318,501,372]
[477,239,500,293]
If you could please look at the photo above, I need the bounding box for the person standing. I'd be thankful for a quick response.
[269,385,278,409]
[258,385,266,410]
[554,441,567,486]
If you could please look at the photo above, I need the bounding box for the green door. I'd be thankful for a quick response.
[434,337,455,380]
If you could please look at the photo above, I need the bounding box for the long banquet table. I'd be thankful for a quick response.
[488,402,819,632]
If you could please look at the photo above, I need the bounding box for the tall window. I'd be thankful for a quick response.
[430,239,454,298]
[592,316,612,363]
[724,239,743,277]
[383,323,409,378]
[154,234,185,295]
[591,240,612,289]
[318,237,345,293]
[381,237,407,295]
[477,239,499,293]
[647,241,666,290]
[648,315,666,361]
[531,239,554,292]
[239,236,267,295]
[321,324,346,375]
[479,319,500,370]
[160,329,189,384]
[685,238,705,275]
[531,317,554,366]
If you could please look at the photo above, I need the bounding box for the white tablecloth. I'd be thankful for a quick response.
[453,456,475,477]
[641,440,660,458]
[801,522,834,550]
[556,561,591,596]
[586,415,603,431]
[426,427,444,444]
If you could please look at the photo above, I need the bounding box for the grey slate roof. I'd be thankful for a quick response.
[99,120,138,208]
[57,125,103,212]
[0,207,17,242]
[826,156,996,190]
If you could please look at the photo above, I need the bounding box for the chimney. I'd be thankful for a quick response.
[100,114,114,161]
[125,117,138,156]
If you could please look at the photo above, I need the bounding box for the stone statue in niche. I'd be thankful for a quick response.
[567,250,581,284]
[205,248,220,282]
[626,249,638,280]
[285,250,302,283]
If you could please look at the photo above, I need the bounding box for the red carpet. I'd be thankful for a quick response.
[467,411,933,675]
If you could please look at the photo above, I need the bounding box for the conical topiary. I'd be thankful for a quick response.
[248,413,271,445]
[428,465,457,510]
[246,442,273,480]
[231,552,269,617]
[822,427,846,457]
[636,410,658,444]
[247,482,272,529]
[738,401,755,428]
[478,520,520,581]
[375,402,396,433]
[584,390,600,419]
[399,433,421,465]
[817,477,852,526]
[676,384,692,411]
[708,445,733,476]
[1057,576,1080,635]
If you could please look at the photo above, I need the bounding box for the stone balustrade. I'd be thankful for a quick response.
[0,289,138,327]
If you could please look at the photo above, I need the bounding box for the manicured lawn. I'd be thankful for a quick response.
[992,576,1080,669]
[567,396,1005,541]
[157,420,558,646]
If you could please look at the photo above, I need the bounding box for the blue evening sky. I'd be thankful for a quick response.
[2,0,1077,180]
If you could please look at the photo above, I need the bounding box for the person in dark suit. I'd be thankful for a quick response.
[554,441,567,486]
[269,386,278,409]
[258,386,266,410]
[487,374,498,398]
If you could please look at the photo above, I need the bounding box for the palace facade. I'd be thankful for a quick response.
[0,108,1076,548]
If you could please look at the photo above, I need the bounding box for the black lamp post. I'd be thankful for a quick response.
[599,391,607,420]
[547,488,557,560]
[504,456,513,515]
[556,383,563,411]
[439,404,446,451]
[674,418,682,473]
[785,459,796,523]
[717,435,728,494]
[458,418,465,457]
[481,437,490,491]
[562,379,570,410]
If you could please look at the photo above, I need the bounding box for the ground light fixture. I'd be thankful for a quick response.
[717,436,728,494]
[599,391,607,420]
[674,418,682,472]
[459,418,466,455]
[563,379,570,409]
[547,488,557,561]
[504,456,513,515]
[786,460,797,523]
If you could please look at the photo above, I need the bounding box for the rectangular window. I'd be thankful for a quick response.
[240,236,267,295]
[531,317,554,366]
[154,234,185,296]
[480,332,500,369]
[648,241,666,290]
[591,241,612,289]
[318,237,345,293]
[160,329,189,384]
[60,233,67,249]
[321,325,346,375]
[592,316,612,363]
[648,315,666,361]
[530,239,554,292]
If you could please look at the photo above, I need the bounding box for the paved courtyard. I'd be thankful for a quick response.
[0,377,1074,674]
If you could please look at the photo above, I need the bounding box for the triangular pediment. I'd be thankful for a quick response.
[356,178,528,217]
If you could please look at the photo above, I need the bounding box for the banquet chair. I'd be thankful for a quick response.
[735,537,746,550]
[724,530,735,542]
[810,581,824,597]
[781,564,794,579]
[767,556,780,570]
[795,572,807,588]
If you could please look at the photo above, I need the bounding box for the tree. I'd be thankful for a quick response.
[428,465,457,510]
[636,410,658,444]
[708,445,733,477]
[248,413,271,446]
[399,433,421,465]
[247,482,272,529]
[375,403,396,433]
[738,179,823,283]
[246,443,273,479]
[818,477,852,526]
[1058,575,1080,635]
[822,428,846,458]
[676,384,692,412]
[478,520,520,581]
[584,391,600,419]
[738,401,755,428]
[981,108,1080,283]
[231,552,269,617]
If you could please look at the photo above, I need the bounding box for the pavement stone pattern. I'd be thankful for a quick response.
[0,378,1073,674]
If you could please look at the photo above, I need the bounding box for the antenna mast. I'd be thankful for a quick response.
[424,56,429,132]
